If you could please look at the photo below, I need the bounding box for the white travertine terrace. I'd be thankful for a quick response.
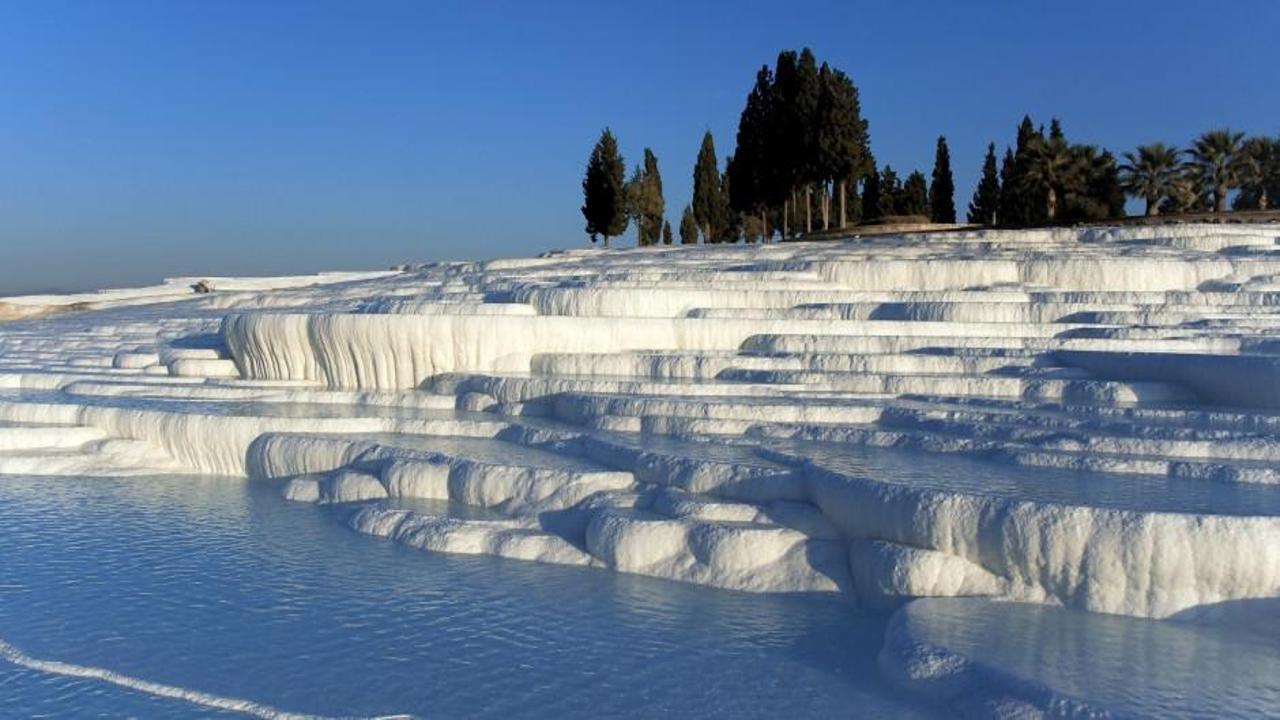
[2,224,1279,711]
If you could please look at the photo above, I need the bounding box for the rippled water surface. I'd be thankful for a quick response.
[0,474,935,718]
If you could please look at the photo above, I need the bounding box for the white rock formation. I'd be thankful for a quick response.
[1,225,1278,623]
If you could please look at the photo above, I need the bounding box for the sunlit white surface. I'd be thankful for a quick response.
[2,225,1279,715]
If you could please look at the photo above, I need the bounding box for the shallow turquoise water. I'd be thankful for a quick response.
[0,474,935,718]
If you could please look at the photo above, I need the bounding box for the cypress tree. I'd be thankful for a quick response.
[794,48,821,234]
[581,128,627,246]
[730,66,774,241]
[692,131,723,242]
[861,154,882,222]
[878,165,901,219]
[1049,118,1065,143]
[900,170,929,217]
[679,205,698,244]
[998,146,1017,227]
[635,148,666,246]
[731,48,872,237]
[816,64,870,230]
[624,164,645,245]
[662,220,674,245]
[713,158,741,243]
[999,115,1043,227]
[1093,150,1127,220]
[929,136,956,223]
[968,143,1001,225]
[769,50,799,237]
[1020,117,1047,224]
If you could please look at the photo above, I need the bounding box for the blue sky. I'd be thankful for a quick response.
[1,0,1276,293]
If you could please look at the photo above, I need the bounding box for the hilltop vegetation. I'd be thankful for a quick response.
[583,48,1280,246]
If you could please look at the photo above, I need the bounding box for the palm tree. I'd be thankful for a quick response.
[1188,129,1245,212]
[1024,134,1081,222]
[1236,136,1280,211]
[1160,167,1205,215]
[1119,143,1182,216]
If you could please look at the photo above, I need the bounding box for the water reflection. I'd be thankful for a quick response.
[0,474,933,718]
[902,597,1280,717]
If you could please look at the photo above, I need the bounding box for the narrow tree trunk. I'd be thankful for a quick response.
[1261,190,1270,211]
[760,209,767,244]
[783,199,789,239]
[1145,197,1157,216]
[838,179,847,229]
[1216,185,1227,213]
[603,235,610,249]
[1046,187,1057,222]
[783,188,793,235]
[804,185,812,234]
[821,184,830,230]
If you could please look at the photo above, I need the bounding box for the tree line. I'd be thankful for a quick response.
[964,116,1125,227]
[1114,131,1278,216]
[582,48,1279,246]
[964,121,1280,225]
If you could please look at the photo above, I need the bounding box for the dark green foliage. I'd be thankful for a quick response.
[998,146,1015,213]
[679,204,698,244]
[877,165,901,219]
[1121,129,1269,213]
[624,164,644,242]
[767,50,800,226]
[662,220,674,245]
[1160,168,1208,215]
[1234,136,1280,210]
[729,48,871,236]
[992,116,1124,226]
[844,181,863,225]
[1188,129,1246,212]
[581,128,628,245]
[816,63,871,229]
[899,171,929,217]
[627,148,666,246]
[1023,127,1079,222]
[712,158,742,243]
[806,184,824,230]
[794,49,821,233]
[968,143,1001,225]
[1057,146,1124,223]
[727,153,763,240]
[1119,143,1183,216]
[1088,149,1127,220]
[929,136,956,223]
[742,213,765,243]
[1049,118,1065,143]
[861,157,882,222]
[692,131,724,241]
[729,66,775,222]
[998,115,1045,227]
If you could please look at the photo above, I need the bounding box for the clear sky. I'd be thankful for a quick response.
[1,0,1276,294]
